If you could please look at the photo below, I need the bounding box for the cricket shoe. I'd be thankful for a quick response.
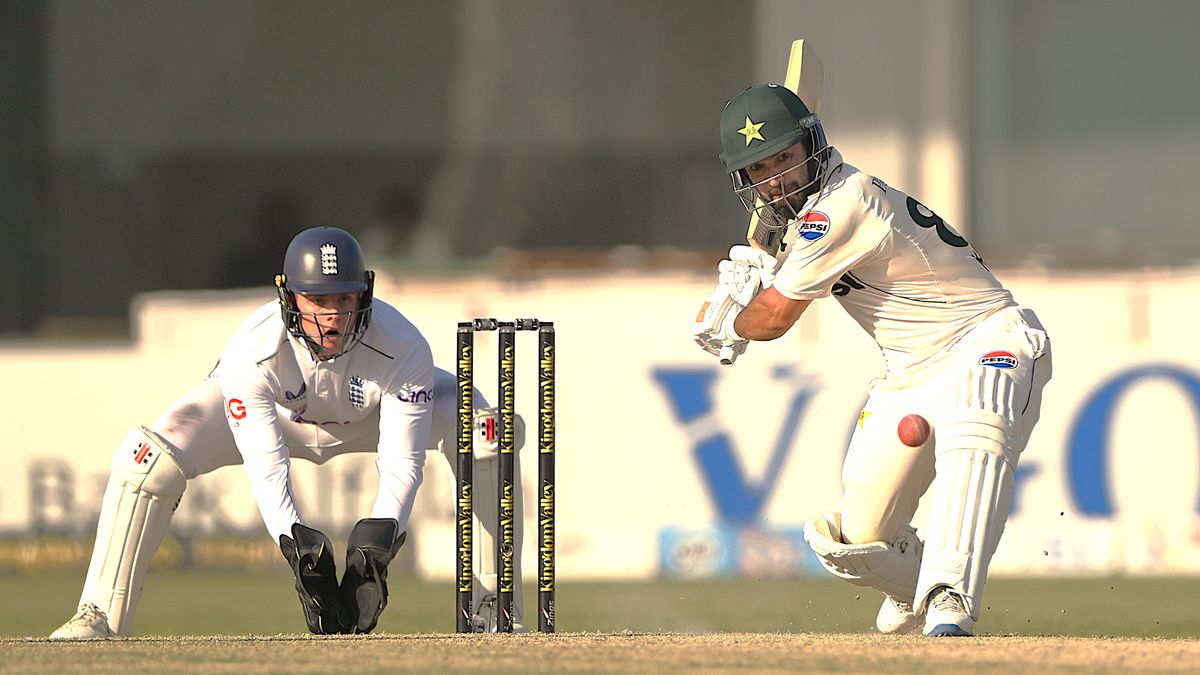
[470,594,528,634]
[876,524,924,634]
[923,587,975,637]
[876,594,923,634]
[50,603,118,639]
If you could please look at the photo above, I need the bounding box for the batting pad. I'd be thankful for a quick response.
[804,512,923,603]
[79,427,186,636]
[914,411,1018,619]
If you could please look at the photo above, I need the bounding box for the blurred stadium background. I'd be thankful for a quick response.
[3,0,1200,636]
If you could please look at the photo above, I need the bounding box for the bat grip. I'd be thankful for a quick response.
[718,345,739,366]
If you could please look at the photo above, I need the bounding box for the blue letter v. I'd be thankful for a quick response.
[653,367,812,524]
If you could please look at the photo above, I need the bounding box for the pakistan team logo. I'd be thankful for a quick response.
[737,117,766,146]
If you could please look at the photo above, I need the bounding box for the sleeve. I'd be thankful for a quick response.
[369,338,435,533]
[219,359,303,544]
[773,187,890,300]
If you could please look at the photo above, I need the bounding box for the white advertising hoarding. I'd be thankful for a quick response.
[2,269,1199,578]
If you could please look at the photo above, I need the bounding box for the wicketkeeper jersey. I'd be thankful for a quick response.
[214,299,434,543]
[773,149,1017,375]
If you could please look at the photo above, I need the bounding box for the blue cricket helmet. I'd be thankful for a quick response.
[275,227,375,359]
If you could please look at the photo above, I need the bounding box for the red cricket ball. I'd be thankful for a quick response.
[897,414,931,447]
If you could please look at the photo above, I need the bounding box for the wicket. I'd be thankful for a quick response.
[456,318,555,633]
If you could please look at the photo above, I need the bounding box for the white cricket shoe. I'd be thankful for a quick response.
[49,603,118,639]
[470,594,528,633]
[876,594,923,634]
[875,524,924,634]
[923,587,974,637]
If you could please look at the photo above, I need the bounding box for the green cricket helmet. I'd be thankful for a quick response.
[275,226,375,360]
[719,84,831,232]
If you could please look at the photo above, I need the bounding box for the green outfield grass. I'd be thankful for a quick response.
[4,571,1199,638]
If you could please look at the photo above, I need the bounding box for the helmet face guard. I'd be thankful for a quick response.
[730,129,831,232]
[275,227,375,360]
[719,84,832,234]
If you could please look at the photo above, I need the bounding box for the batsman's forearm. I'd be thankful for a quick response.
[735,288,811,339]
[733,305,790,340]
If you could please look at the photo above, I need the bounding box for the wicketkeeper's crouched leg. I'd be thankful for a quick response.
[469,436,525,632]
[51,378,238,639]
[430,368,527,631]
[434,407,527,632]
[51,427,186,638]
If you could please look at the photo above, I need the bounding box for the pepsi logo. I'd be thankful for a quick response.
[798,211,831,241]
[979,351,1018,369]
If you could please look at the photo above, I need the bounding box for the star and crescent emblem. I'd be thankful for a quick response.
[737,117,766,146]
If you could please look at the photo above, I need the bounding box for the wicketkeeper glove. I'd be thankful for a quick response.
[279,523,348,635]
[340,518,407,634]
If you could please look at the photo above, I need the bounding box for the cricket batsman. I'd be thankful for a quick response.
[692,83,1052,636]
[51,226,526,637]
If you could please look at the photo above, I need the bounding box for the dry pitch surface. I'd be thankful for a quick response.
[7,573,1200,673]
[6,632,1200,674]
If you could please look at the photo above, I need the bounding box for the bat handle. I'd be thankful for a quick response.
[718,345,739,366]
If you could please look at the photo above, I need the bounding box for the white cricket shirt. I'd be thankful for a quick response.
[773,149,1017,375]
[214,299,434,543]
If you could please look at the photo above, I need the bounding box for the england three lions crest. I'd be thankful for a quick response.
[320,243,338,275]
[348,376,366,408]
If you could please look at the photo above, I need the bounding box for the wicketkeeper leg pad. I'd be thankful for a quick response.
[428,369,528,630]
[470,406,527,457]
[804,511,923,603]
[471,438,525,629]
[427,370,526,457]
[340,518,406,634]
[279,523,346,634]
[77,427,186,636]
[913,410,1019,619]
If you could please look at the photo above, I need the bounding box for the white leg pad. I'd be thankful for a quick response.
[470,407,527,457]
[428,369,527,628]
[914,411,1018,619]
[427,369,526,457]
[78,427,186,636]
[471,448,524,627]
[803,512,923,603]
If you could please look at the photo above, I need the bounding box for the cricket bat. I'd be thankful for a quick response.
[745,38,825,257]
[721,39,824,367]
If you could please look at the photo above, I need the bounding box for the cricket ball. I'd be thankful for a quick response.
[897,414,931,447]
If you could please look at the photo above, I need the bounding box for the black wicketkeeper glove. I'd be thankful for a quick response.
[340,518,407,634]
[279,523,348,635]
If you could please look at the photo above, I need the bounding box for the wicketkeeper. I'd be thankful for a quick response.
[693,84,1053,636]
[51,226,526,637]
